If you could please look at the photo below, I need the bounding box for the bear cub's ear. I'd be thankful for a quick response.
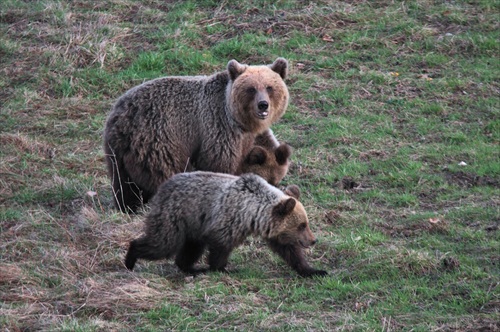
[227,59,247,81]
[284,185,300,200]
[269,58,288,80]
[246,146,267,165]
[272,197,296,217]
[275,143,292,165]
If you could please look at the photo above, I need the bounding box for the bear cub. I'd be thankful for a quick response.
[104,58,290,213]
[239,141,291,186]
[125,172,327,278]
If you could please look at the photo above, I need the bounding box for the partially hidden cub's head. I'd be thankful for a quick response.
[268,185,317,248]
[241,143,291,186]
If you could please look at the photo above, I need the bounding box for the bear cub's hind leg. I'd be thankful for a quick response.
[125,237,168,271]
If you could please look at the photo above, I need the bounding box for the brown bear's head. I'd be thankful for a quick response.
[227,58,289,134]
[241,143,291,186]
[267,187,317,249]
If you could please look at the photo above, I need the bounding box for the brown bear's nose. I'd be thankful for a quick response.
[311,239,317,246]
[258,101,269,110]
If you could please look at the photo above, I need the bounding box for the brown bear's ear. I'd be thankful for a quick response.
[272,197,296,217]
[269,58,288,80]
[246,146,267,165]
[275,143,292,165]
[284,185,300,200]
[227,59,246,81]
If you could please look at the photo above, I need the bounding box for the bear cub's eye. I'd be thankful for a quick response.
[298,223,307,231]
[246,87,256,94]
[266,86,273,93]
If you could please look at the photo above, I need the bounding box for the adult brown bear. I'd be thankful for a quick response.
[104,58,290,212]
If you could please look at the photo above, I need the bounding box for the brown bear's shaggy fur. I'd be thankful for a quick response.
[104,59,289,213]
[125,172,327,278]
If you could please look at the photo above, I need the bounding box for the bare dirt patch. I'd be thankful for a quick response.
[443,170,499,188]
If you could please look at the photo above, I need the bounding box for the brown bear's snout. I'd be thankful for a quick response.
[302,228,318,248]
[305,236,317,247]
[258,100,269,111]
[298,237,317,249]
[256,100,269,119]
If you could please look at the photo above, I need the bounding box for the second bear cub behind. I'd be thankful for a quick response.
[125,172,326,277]
[239,141,291,186]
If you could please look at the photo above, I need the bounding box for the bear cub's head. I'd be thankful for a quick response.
[227,58,289,134]
[241,143,291,186]
[268,185,317,249]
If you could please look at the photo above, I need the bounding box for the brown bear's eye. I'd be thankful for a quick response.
[247,87,256,94]
[298,223,307,231]
[266,86,273,93]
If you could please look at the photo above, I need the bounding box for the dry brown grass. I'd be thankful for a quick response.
[0,200,173,329]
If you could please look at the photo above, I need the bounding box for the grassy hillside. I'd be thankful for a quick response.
[1,0,498,331]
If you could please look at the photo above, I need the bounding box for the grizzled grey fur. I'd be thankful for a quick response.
[104,58,290,213]
[125,172,327,278]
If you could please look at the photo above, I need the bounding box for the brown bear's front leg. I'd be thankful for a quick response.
[266,239,327,277]
[175,240,207,275]
[207,243,233,273]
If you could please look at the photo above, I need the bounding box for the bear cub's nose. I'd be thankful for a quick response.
[258,101,269,110]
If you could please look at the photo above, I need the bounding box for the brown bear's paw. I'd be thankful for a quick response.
[182,267,208,276]
[208,266,231,274]
[299,268,328,278]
